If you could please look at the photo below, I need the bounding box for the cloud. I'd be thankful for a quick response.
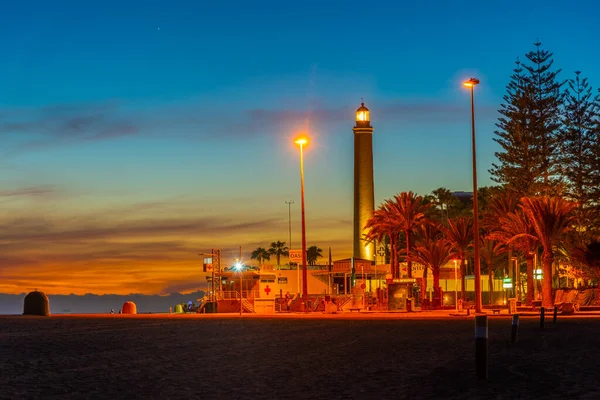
[0,185,58,198]
[0,215,281,243]
[1,97,500,151]
[0,102,138,153]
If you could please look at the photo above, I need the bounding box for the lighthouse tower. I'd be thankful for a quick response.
[353,102,375,260]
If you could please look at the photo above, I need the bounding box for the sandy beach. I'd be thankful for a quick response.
[2,313,599,399]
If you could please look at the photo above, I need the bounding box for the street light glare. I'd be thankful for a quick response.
[235,262,243,271]
[463,77,480,88]
[294,137,308,146]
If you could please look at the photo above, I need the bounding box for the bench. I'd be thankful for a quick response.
[348,308,362,312]
[491,308,502,315]
[556,302,575,314]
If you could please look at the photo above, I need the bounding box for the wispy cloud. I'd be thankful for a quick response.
[1,97,499,150]
[0,185,58,198]
[1,102,138,153]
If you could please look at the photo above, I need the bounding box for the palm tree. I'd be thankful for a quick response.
[306,246,323,266]
[479,238,502,305]
[431,187,454,222]
[519,196,577,307]
[489,208,539,305]
[412,223,453,308]
[365,204,401,277]
[443,216,473,301]
[386,192,432,278]
[482,189,521,299]
[250,247,270,265]
[268,241,289,267]
[570,240,600,287]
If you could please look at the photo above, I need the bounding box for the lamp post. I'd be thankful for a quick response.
[463,77,482,314]
[235,262,243,316]
[286,200,298,290]
[295,137,309,309]
[453,259,459,311]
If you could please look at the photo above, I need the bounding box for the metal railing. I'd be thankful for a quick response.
[218,291,240,300]
[217,290,260,300]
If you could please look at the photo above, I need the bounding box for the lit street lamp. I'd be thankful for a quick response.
[453,259,459,311]
[463,77,482,314]
[285,200,299,292]
[235,261,243,316]
[294,137,309,309]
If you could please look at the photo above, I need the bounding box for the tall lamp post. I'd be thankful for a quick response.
[294,137,309,309]
[463,77,482,314]
[453,259,459,311]
[285,200,298,290]
[235,262,243,316]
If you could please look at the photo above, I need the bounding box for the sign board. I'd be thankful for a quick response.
[509,298,518,314]
[502,278,512,289]
[360,283,366,289]
[278,277,288,284]
[387,278,417,284]
[289,250,303,263]
[203,257,213,272]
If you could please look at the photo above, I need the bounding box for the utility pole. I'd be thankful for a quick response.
[286,200,299,292]
[285,200,294,251]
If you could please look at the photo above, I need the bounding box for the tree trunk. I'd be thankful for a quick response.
[390,233,397,278]
[542,251,554,308]
[433,269,440,308]
[526,254,535,306]
[406,230,412,278]
[460,256,466,301]
[488,267,494,305]
[421,267,428,304]
[393,235,399,278]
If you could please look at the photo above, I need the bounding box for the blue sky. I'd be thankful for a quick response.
[1,0,599,294]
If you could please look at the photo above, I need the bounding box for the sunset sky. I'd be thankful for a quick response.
[1,0,599,295]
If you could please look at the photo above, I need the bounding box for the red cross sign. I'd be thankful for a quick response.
[264,285,271,295]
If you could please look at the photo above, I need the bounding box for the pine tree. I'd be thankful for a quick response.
[521,40,565,194]
[490,58,538,195]
[491,41,565,196]
[589,88,600,229]
[559,70,599,235]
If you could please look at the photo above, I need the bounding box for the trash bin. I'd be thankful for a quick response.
[204,301,218,313]
[508,298,517,315]
[406,298,412,312]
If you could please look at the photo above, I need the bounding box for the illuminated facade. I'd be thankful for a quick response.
[353,102,375,260]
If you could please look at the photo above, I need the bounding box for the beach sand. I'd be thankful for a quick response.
[1,313,599,399]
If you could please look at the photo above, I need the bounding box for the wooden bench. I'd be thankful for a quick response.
[348,308,362,312]
[491,308,502,315]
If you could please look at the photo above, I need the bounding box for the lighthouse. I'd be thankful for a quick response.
[353,102,375,261]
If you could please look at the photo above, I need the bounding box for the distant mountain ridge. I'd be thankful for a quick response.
[0,291,206,315]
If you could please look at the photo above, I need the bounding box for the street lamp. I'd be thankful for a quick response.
[294,137,309,309]
[453,259,459,311]
[285,199,298,290]
[235,261,243,316]
[463,77,482,314]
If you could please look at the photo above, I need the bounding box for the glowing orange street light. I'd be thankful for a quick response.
[463,77,482,314]
[294,136,309,309]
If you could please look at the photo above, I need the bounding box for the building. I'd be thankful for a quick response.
[353,102,375,260]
